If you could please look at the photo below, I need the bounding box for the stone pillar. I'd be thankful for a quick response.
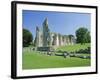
[56,34,59,46]
[63,36,67,46]
[58,34,61,46]
[38,30,43,47]
[42,18,51,47]
[36,26,39,47]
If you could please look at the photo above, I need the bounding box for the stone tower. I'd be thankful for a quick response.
[36,26,43,47]
[36,26,39,47]
[42,18,51,47]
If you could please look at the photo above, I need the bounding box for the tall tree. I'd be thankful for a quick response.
[76,27,90,44]
[84,31,91,43]
[23,28,33,47]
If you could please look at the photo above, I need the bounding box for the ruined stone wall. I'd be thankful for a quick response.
[50,33,75,47]
[35,18,76,47]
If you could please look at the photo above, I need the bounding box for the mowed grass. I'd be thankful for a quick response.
[56,43,90,52]
[22,51,90,69]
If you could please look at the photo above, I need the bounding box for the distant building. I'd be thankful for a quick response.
[34,18,76,48]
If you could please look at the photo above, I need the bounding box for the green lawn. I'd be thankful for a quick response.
[22,43,91,69]
[22,51,90,69]
[56,43,90,52]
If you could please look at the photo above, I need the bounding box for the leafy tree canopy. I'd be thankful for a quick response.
[23,28,33,47]
[76,27,90,44]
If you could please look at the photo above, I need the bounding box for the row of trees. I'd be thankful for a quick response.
[23,27,90,47]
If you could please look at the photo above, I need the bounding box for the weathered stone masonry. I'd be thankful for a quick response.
[34,18,76,48]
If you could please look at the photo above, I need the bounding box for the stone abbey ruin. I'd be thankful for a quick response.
[34,18,76,51]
